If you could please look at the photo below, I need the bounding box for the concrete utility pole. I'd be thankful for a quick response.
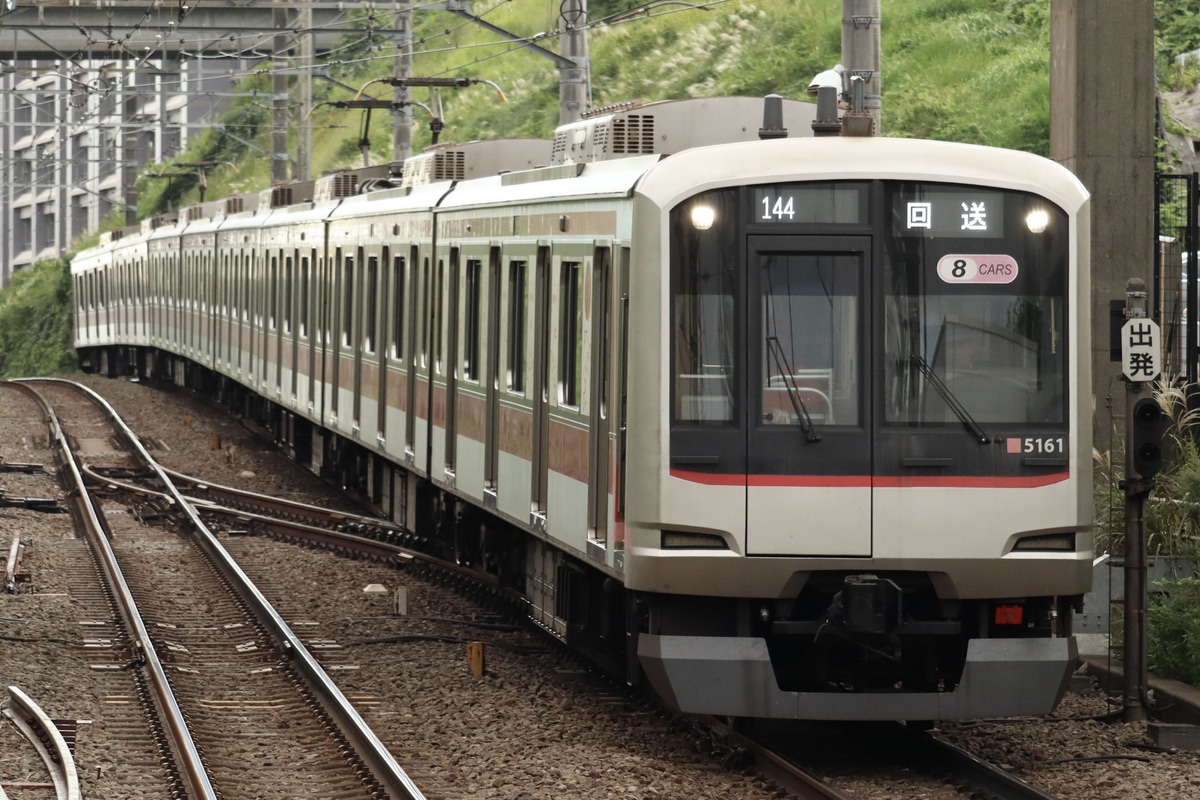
[272,1,291,185]
[558,0,590,124]
[1050,0,1156,439]
[842,0,881,132]
[122,88,139,226]
[394,3,415,163]
[296,10,313,182]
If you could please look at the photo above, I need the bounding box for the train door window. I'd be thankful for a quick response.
[390,253,405,360]
[559,260,582,408]
[299,253,311,340]
[589,247,613,541]
[418,256,429,368]
[507,259,527,394]
[434,259,445,375]
[760,251,860,426]
[269,254,279,331]
[366,254,379,354]
[464,258,482,382]
[254,250,261,332]
[342,253,354,348]
[284,253,294,335]
[202,252,211,315]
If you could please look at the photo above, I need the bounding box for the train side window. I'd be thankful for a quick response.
[464,258,482,382]
[507,260,527,394]
[670,188,739,425]
[559,260,582,408]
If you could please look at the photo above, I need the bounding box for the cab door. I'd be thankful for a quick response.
[745,235,872,557]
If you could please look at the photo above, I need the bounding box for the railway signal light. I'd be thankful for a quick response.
[1131,396,1165,479]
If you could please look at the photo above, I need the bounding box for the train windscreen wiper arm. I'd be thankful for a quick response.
[765,336,821,443]
[910,355,992,444]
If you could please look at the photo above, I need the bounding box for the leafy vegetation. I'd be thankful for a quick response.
[1097,383,1200,683]
[0,258,79,379]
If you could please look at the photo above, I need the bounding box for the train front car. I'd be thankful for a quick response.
[627,136,1092,721]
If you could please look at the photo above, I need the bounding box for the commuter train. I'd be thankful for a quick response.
[72,95,1093,721]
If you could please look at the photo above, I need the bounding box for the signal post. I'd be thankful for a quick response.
[1120,278,1165,722]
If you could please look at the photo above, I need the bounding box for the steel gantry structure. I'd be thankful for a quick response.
[0,1,410,287]
[0,0,594,288]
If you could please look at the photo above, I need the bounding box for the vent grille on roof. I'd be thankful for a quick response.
[433,151,466,181]
[593,123,610,155]
[611,114,655,154]
[185,208,202,222]
[270,186,292,208]
[224,197,243,214]
[330,173,356,197]
[315,172,357,202]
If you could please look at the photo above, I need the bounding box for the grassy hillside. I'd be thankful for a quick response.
[135,0,1061,211]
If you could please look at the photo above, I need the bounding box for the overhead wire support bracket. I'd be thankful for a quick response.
[441,0,577,69]
[353,76,507,104]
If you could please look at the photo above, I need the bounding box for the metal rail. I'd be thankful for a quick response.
[80,463,412,561]
[25,377,428,800]
[3,686,80,800]
[160,465,405,536]
[924,731,1062,800]
[704,718,857,800]
[8,379,219,800]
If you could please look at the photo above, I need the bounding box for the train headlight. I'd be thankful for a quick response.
[661,530,728,549]
[1025,209,1050,234]
[690,205,715,231]
[1012,533,1076,552]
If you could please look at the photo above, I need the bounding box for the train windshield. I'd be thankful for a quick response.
[669,183,1068,432]
[881,183,1068,426]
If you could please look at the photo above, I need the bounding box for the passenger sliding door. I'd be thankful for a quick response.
[745,235,872,557]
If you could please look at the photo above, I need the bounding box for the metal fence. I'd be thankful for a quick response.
[1155,173,1199,382]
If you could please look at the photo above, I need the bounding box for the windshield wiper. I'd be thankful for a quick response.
[766,336,821,443]
[910,355,992,444]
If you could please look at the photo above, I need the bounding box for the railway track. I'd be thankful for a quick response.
[18,378,424,799]
[732,717,1066,800]
[3,376,1075,799]
[63,385,1067,800]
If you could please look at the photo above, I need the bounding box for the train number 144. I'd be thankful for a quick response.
[761,195,795,221]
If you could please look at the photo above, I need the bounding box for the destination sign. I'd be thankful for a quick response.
[897,190,1005,238]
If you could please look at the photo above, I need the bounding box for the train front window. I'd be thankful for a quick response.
[760,251,859,426]
[882,184,1068,426]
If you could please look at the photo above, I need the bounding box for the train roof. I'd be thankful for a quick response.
[551,96,817,165]
[634,135,1090,212]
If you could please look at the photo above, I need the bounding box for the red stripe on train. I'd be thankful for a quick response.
[669,469,1069,488]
